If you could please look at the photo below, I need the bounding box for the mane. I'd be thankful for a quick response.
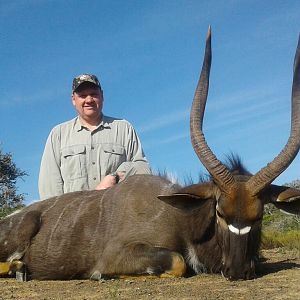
[154,169,179,184]
[183,153,252,186]
[156,154,251,186]
[223,153,252,176]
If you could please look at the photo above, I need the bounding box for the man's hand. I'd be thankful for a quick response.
[95,172,125,190]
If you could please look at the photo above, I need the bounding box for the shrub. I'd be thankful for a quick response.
[262,180,300,252]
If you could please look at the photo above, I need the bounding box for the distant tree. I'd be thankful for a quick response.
[0,148,27,217]
[285,179,300,189]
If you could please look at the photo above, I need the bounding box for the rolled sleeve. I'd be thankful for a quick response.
[116,124,151,177]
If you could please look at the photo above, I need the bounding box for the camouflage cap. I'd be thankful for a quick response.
[72,74,101,92]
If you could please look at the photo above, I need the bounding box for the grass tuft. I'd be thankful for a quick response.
[261,230,300,252]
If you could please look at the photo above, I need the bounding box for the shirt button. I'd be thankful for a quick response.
[93,177,96,180]
[91,146,94,150]
[92,162,95,165]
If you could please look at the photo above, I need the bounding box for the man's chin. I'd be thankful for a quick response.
[83,109,98,115]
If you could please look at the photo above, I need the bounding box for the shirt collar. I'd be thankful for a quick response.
[100,115,111,128]
[74,115,111,132]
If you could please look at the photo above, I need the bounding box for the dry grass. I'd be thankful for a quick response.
[261,230,300,255]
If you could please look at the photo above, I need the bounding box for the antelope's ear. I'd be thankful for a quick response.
[262,184,300,215]
[157,183,217,211]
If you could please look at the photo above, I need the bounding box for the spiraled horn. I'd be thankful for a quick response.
[246,35,300,195]
[190,26,236,193]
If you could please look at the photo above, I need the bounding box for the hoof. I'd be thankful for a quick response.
[16,269,27,282]
[90,271,107,281]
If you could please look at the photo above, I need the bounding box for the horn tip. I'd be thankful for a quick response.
[207,25,212,38]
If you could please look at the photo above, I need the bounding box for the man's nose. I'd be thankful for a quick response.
[85,95,94,102]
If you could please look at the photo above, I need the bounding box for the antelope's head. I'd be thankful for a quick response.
[191,27,300,280]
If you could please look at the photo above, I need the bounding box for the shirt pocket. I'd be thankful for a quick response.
[61,145,87,180]
[101,144,125,173]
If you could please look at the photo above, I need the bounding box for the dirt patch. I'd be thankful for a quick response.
[0,249,299,300]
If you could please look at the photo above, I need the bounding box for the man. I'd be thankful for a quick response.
[39,74,151,200]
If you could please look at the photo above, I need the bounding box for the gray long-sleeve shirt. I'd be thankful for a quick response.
[38,115,151,200]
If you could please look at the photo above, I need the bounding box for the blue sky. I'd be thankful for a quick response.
[1,0,300,204]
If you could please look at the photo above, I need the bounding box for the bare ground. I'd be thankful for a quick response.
[0,249,299,300]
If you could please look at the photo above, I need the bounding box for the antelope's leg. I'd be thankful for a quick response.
[0,260,27,281]
[90,243,186,280]
[0,262,11,274]
[0,260,24,275]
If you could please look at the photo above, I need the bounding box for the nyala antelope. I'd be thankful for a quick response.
[0,28,299,281]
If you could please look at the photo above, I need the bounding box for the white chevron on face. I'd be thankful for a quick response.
[228,224,251,236]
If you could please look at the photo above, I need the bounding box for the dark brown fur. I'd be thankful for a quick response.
[0,175,220,279]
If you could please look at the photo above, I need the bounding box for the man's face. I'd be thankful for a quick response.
[72,83,103,121]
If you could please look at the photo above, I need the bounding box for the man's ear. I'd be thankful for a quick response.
[261,184,300,215]
[71,93,76,106]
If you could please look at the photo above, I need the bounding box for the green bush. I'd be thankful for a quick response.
[262,201,300,252]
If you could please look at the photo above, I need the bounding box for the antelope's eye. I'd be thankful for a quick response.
[216,210,224,219]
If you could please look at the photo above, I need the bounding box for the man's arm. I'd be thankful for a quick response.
[38,129,64,200]
[115,124,151,177]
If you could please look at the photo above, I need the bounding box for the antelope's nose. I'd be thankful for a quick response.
[222,262,256,281]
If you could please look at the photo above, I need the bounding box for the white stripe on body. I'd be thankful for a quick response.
[185,245,207,274]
